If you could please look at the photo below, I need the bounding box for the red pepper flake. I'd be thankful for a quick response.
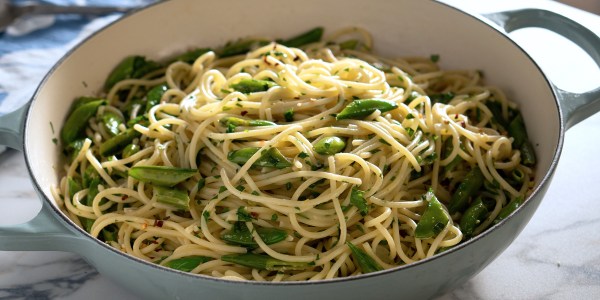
[263,55,271,65]
[156,220,164,228]
[241,110,248,116]
[293,56,300,61]
[121,195,129,201]
[294,96,300,100]
[454,114,459,119]
[460,121,466,128]
[250,212,259,218]
[151,240,158,244]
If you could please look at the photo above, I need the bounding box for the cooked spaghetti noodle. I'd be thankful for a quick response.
[53,27,535,281]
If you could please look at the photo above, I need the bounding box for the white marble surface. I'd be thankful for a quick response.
[1,1,600,299]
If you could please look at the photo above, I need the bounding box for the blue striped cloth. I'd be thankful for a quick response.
[0,0,153,152]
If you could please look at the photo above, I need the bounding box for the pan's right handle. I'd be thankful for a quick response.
[484,9,600,130]
[0,103,29,151]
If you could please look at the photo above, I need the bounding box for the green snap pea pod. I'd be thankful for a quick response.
[104,56,161,91]
[67,177,82,199]
[164,256,213,272]
[221,221,288,248]
[101,111,124,136]
[70,96,103,112]
[448,167,484,215]
[442,138,463,173]
[170,48,212,64]
[228,147,292,169]
[82,165,99,188]
[145,83,169,113]
[126,115,149,128]
[230,79,277,94]
[459,197,493,238]
[350,187,369,216]
[122,144,140,159]
[154,186,190,211]
[507,113,536,166]
[339,39,359,50]
[61,99,105,144]
[485,100,509,130]
[336,99,398,120]
[101,224,118,242]
[219,116,276,127]
[220,39,270,58]
[279,27,324,48]
[347,242,383,274]
[129,166,197,187]
[313,136,346,155]
[494,196,524,224]
[429,92,455,105]
[99,128,140,157]
[415,189,450,239]
[79,177,102,232]
[220,253,311,271]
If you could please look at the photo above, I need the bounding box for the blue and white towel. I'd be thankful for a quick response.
[0,0,153,152]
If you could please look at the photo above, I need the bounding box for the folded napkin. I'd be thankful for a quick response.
[0,0,154,153]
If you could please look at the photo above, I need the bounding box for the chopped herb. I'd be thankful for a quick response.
[405,127,415,137]
[271,214,279,221]
[203,211,211,221]
[285,182,292,190]
[52,138,58,145]
[284,108,294,122]
[197,178,206,191]
[251,191,260,196]
[350,187,369,216]
[298,152,309,159]
[237,206,254,221]
[236,185,246,192]
[378,138,391,146]
[218,186,227,193]
[430,54,440,62]
[406,113,415,119]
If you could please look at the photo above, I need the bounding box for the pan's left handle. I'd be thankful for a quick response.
[484,9,600,130]
[0,103,29,151]
[0,104,86,251]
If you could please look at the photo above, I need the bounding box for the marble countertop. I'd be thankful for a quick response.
[1,1,600,299]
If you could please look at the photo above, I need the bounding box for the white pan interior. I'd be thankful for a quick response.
[24,0,559,217]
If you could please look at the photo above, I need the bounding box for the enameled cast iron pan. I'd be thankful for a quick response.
[1,1,600,299]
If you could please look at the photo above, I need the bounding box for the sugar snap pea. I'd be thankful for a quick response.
[336,99,398,120]
[448,167,484,215]
[459,197,494,238]
[99,128,140,157]
[485,100,509,130]
[101,111,124,136]
[121,144,140,159]
[230,79,277,94]
[221,221,288,248]
[129,166,197,187]
[145,83,169,113]
[70,96,103,111]
[415,189,449,239]
[507,113,536,166]
[61,99,105,144]
[227,147,292,169]
[104,56,161,91]
[219,116,276,127]
[347,242,383,274]
[164,256,213,272]
[494,196,524,224]
[67,177,81,199]
[154,186,190,211]
[101,224,118,242]
[220,39,270,58]
[339,39,359,50]
[442,138,463,174]
[82,165,99,188]
[313,136,346,155]
[170,48,212,64]
[279,27,324,48]
[350,187,369,216]
[220,253,311,271]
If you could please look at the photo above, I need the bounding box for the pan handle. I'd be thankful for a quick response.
[0,103,29,151]
[484,9,600,129]
[0,201,85,251]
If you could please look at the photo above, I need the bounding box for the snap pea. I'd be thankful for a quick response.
[448,167,484,215]
[101,224,118,242]
[336,99,398,120]
[145,83,169,113]
[99,128,140,157]
[70,96,103,112]
[220,253,311,271]
[442,138,463,174]
[67,177,82,199]
[313,136,346,155]
[101,111,124,136]
[164,256,213,272]
[219,116,276,127]
[154,186,190,211]
[220,39,270,58]
[121,144,140,159]
[415,189,449,239]
[227,147,292,169]
[126,115,148,128]
[494,196,524,224]
[485,100,509,130]
[459,197,494,238]
[82,165,99,188]
[507,113,536,167]
[346,242,383,274]
[221,221,288,248]
[61,99,105,144]
[230,79,277,94]
[339,39,359,50]
[170,48,212,64]
[129,166,197,187]
[104,56,161,91]
[429,92,455,105]
[350,187,369,216]
[80,177,102,232]
[279,27,324,48]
